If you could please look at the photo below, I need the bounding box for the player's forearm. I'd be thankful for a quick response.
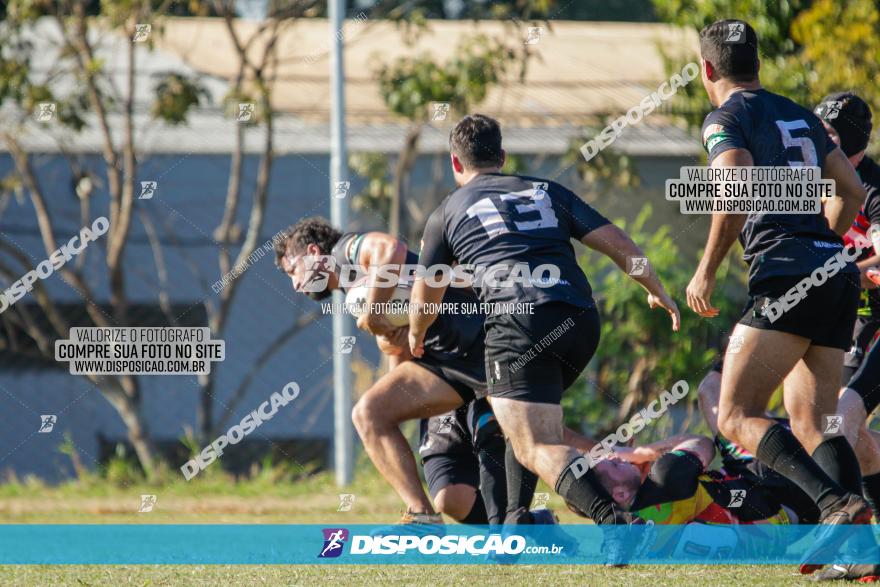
[696,213,746,276]
[639,433,704,456]
[563,427,597,453]
[408,280,444,340]
[857,254,880,271]
[824,148,868,235]
[581,224,670,299]
[825,197,863,236]
[387,353,409,370]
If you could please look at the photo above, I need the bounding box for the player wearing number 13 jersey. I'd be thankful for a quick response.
[410,114,679,555]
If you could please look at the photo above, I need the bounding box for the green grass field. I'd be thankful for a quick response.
[0,468,823,586]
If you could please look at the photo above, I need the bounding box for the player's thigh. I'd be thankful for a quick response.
[837,388,868,446]
[718,324,809,421]
[697,369,723,435]
[845,335,880,417]
[783,345,845,436]
[359,361,463,423]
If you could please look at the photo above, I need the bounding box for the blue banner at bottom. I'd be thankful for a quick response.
[1,524,878,564]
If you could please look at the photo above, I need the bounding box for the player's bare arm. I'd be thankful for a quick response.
[355,232,408,336]
[616,434,714,466]
[686,148,751,317]
[823,148,868,235]
[408,277,448,358]
[580,223,680,331]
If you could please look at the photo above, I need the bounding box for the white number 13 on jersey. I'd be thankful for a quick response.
[466,188,559,238]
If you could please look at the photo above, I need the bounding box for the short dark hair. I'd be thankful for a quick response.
[449,114,504,169]
[699,20,759,83]
[273,216,341,268]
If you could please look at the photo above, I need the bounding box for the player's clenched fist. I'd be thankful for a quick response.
[686,270,720,318]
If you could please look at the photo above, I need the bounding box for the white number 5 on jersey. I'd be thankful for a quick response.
[775,119,818,167]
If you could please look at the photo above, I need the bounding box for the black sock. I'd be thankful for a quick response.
[756,423,846,512]
[812,436,863,495]
[505,439,538,515]
[472,415,508,525]
[863,472,880,519]
[461,494,488,524]
[554,456,616,524]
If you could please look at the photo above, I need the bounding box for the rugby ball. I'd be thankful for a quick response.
[344,284,411,327]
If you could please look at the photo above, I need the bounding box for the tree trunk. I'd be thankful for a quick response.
[390,124,422,240]
[101,382,158,479]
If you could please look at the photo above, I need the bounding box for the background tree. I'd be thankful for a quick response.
[0,0,325,477]
[652,0,880,145]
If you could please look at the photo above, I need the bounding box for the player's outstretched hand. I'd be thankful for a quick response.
[357,312,395,336]
[408,329,426,358]
[686,271,720,318]
[864,266,880,289]
[647,292,680,331]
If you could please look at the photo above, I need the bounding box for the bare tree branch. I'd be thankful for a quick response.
[214,309,320,432]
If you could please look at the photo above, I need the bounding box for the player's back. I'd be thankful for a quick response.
[424,173,610,310]
[702,89,850,285]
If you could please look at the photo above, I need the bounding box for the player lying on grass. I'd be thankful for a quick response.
[684,19,870,575]
[592,433,804,526]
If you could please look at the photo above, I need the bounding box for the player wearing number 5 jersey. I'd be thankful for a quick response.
[409,114,680,561]
[683,20,873,578]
